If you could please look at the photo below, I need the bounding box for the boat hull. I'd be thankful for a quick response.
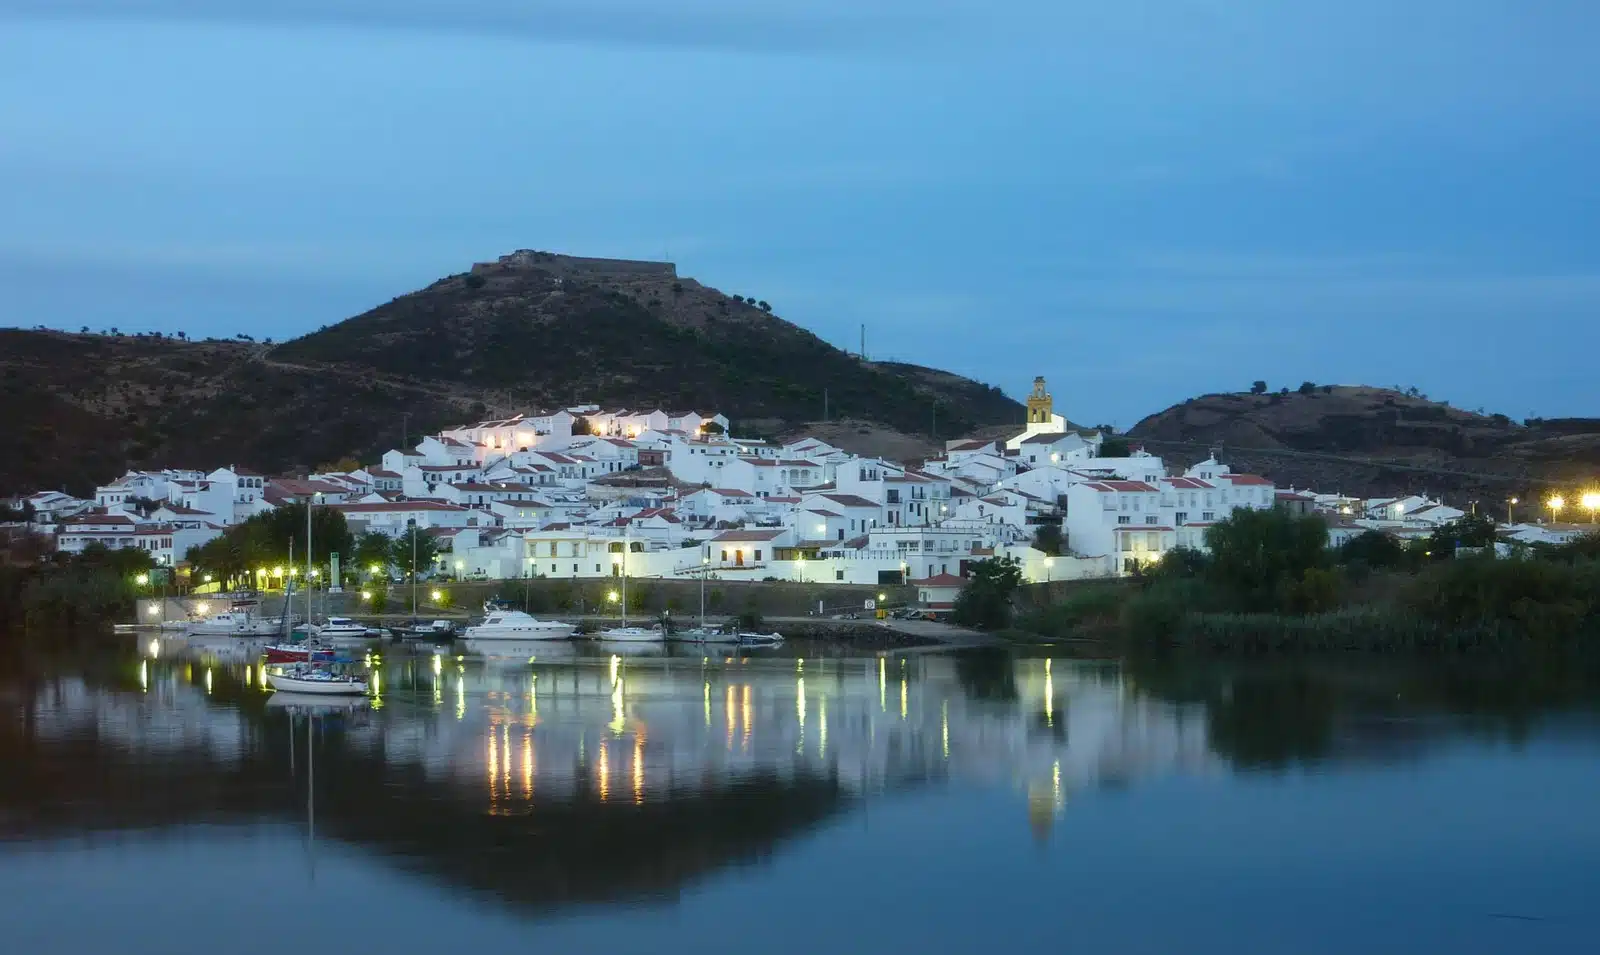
[596,627,665,643]
[266,673,369,696]
[464,626,575,641]
[263,645,335,663]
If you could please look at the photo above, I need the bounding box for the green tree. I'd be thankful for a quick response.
[1338,530,1405,569]
[354,532,394,577]
[1250,380,1268,395]
[1203,508,1330,612]
[1298,381,1316,395]
[1032,523,1063,557]
[952,556,1024,629]
[1099,437,1131,457]
[391,526,440,580]
[1427,515,1497,557]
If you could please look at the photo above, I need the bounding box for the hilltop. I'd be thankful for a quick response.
[1128,385,1600,496]
[0,251,1021,494]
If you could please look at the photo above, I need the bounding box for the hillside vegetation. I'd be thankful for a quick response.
[1128,385,1600,496]
[0,251,1020,494]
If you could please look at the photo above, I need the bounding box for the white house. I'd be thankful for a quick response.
[332,500,489,536]
[55,513,139,553]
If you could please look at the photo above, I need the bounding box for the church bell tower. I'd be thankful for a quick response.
[1026,376,1053,425]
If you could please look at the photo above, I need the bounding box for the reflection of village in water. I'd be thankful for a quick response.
[11,634,1596,910]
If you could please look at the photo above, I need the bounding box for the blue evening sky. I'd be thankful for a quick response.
[1,1,1595,427]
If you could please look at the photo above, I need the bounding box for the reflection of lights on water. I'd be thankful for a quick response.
[432,654,442,676]
[1053,760,1063,809]
[487,726,499,803]
[371,670,381,700]
[522,732,534,801]
[608,654,620,686]
[900,677,907,721]
[942,699,949,759]
[878,657,886,712]
[456,678,466,720]
[597,741,610,803]
[502,724,511,795]
[258,664,269,691]
[703,681,711,727]
[529,679,537,721]
[204,668,213,695]
[632,735,644,806]
[819,696,827,758]
[147,638,160,658]
[139,661,148,691]
[245,667,253,687]
[796,677,806,728]
[725,684,735,751]
[741,684,752,750]
[610,677,625,736]
[1044,662,1054,728]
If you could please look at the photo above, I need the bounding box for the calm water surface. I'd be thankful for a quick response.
[3,635,1598,954]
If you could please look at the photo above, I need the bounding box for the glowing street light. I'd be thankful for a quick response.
[202,574,213,583]
[1584,492,1600,524]
[134,573,149,586]
[606,590,620,604]
[369,564,382,575]
[1549,495,1566,524]
[1507,496,1519,524]
[430,589,444,603]
[360,590,372,600]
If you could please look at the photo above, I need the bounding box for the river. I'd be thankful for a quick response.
[2,635,1597,954]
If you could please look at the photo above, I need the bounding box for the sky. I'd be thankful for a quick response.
[2,1,1597,427]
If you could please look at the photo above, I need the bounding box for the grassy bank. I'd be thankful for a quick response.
[1008,511,1600,655]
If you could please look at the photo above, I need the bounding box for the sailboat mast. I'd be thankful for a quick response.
[305,497,314,626]
[411,525,418,619]
[620,533,628,628]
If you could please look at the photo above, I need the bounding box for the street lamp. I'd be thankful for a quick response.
[1044,556,1054,583]
[1584,492,1600,524]
[1507,497,1519,524]
[1549,495,1565,525]
[135,573,149,586]
[607,590,620,604]
[454,559,464,580]
[430,589,444,603]
[202,574,213,583]
[360,590,372,601]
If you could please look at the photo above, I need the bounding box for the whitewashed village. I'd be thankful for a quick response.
[7,377,1589,612]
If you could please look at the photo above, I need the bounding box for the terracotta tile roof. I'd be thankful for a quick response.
[1020,431,1071,445]
[1164,477,1213,490]
[711,529,786,542]
[707,488,755,498]
[1222,474,1274,486]
[333,501,471,513]
[1083,481,1158,493]
[910,573,966,587]
[367,469,401,478]
[819,493,880,509]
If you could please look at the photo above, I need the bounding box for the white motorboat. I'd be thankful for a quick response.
[596,624,665,643]
[188,610,281,636]
[313,617,372,642]
[731,631,784,648]
[465,611,576,641]
[266,667,369,696]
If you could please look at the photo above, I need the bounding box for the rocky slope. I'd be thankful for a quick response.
[1128,386,1600,497]
[0,252,1021,494]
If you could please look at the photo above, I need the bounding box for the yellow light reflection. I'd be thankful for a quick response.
[521,732,534,801]
[597,741,610,803]
[456,677,466,720]
[258,664,269,692]
[502,724,511,795]
[487,726,500,804]
[205,668,213,695]
[371,669,381,701]
[819,695,828,758]
[941,699,949,759]
[529,679,538,722]
[244,666,253,687]
[703,681,711,727]
[1044,664,1054,728]
[900,677,907,721]
[878,656,886,712]
[610,676,625,736]
[432,653,442,676]
[741,684,752,750]
[632,735,645,806]
[139,660,148,691]
[796,677,806,728]
[147,638,160,658]
[725,683,735,751]
[608,653,620,686]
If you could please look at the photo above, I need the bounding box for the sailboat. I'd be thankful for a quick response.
[667,557,735,644]
[264,536,335,662]
[598,533,663,643]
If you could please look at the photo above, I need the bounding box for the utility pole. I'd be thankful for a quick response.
[860,324,866,361]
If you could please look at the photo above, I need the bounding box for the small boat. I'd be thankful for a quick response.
[188,610,282,637]
[731,631,784,648]
[313,617,372,643]
[595,625,664,643]
[263,643,336,664]
[265,693,371,716]
[267,666,369,696]
[466,611,576,641]
[390,619,457,639]
[667,627,740,645]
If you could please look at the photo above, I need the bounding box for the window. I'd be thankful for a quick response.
[551,563,557,573]
[836,570,845,581]
[595,563,601,572]
[1202,511,1214,522]
[1175,511,1188,525]
[754,550,763,561]
[1145,515,1158,524]
[1117,515,1131,525]
[720,549,729,562]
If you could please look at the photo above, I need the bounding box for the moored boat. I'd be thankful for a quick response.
[266,666,369,696]
[313,617,372,642]
[263,643,336,663]
[465,611,575,641]
[596,624,664,643]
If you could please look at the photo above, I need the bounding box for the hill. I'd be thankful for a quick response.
[1128,386,1600,497]
[0,251,1022,495]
